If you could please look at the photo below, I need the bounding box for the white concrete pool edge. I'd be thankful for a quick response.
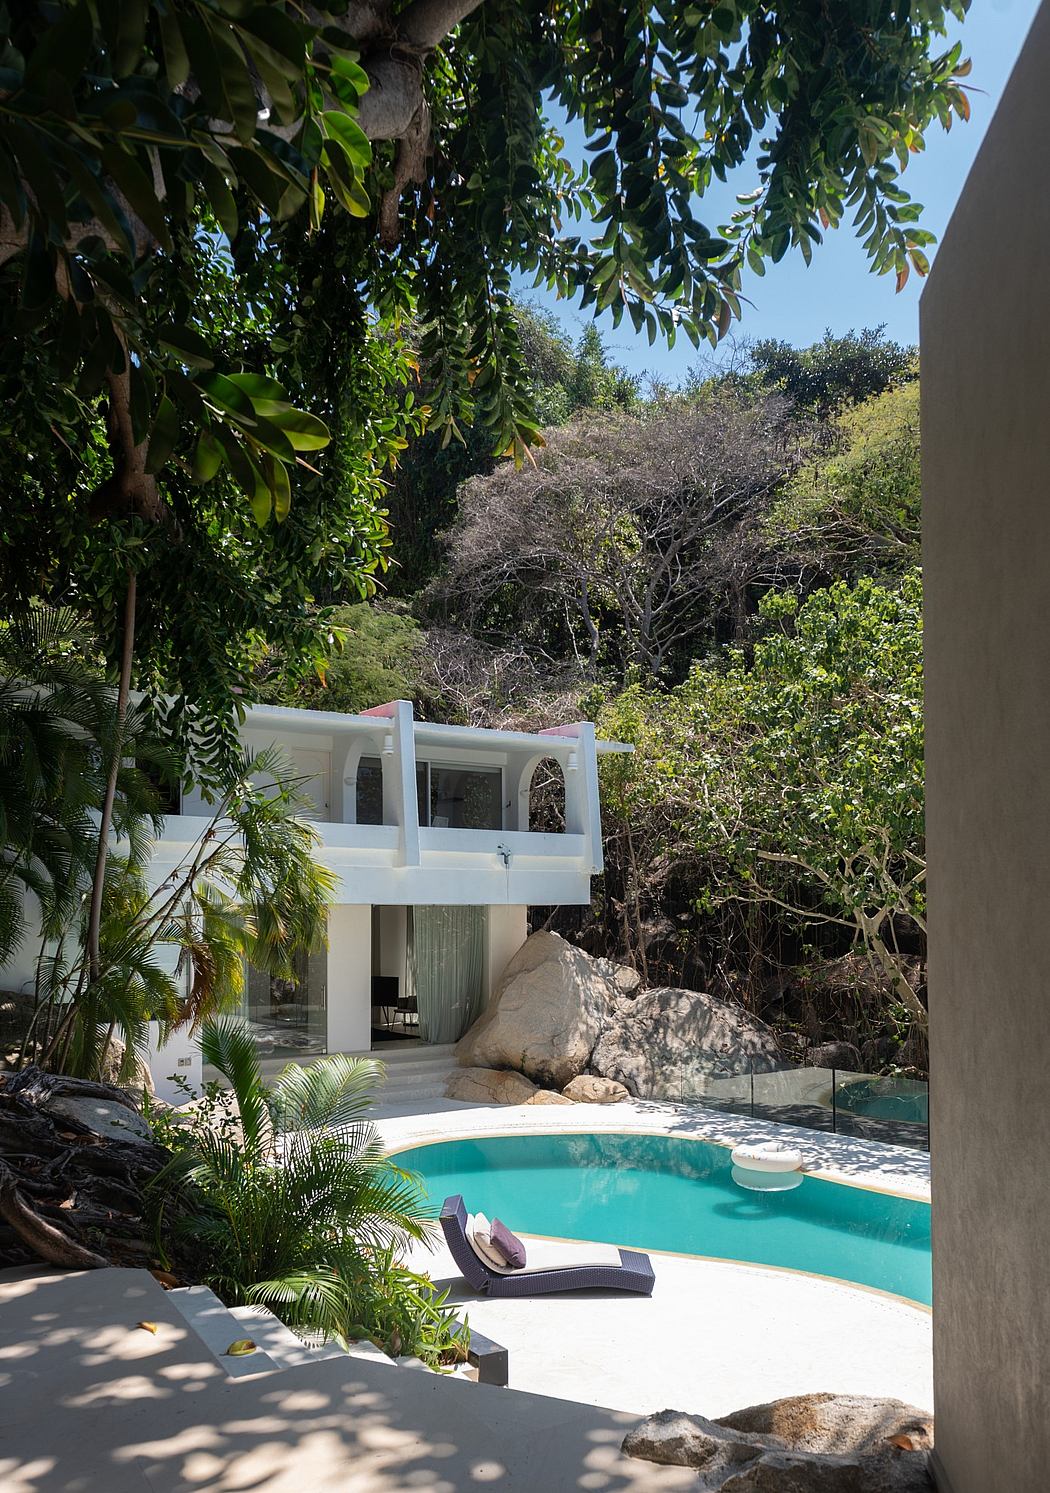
[373,1095,931,1202]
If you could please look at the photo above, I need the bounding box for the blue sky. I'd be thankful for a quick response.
[515,0,1040,382]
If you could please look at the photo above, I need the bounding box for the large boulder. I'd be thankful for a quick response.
[806,1042,863,1072]
[455,932,632,1090]
[592,986,783,1100]
[445,1066,539,1105]
[622,1398,934,1492]
[719,1394,934,1456]
[526,1089,576,1106]
[562,1074,630,1104]
[100,1036,156,1099]
[44,1094,155,1147]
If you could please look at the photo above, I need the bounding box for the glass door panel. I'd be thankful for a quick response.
[242,947,327,1059]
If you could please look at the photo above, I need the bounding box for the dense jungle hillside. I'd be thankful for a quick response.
[259,316,926,1075]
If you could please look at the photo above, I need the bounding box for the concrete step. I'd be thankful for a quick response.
[167,1285,281,1378]
[227,1305,394,1371]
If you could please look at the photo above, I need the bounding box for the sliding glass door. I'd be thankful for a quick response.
[242,947,327,1060]
[408,906,485,1043]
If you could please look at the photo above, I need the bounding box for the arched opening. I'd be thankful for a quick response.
[525,754,567,834]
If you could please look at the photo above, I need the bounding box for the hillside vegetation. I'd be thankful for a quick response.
[266,321,927,1074]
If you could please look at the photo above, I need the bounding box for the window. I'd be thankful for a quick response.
[429,765,502,830]
[355,756,503,829]
[355,757,383,825]
[356,756,428,826]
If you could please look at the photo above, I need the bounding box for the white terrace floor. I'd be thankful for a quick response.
[375,1097,933,1419]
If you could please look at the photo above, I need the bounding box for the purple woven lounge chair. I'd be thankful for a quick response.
[439,1194,655,1298]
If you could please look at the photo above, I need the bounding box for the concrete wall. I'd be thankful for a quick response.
[922,5,1050,1487]
[484,904,529,1000]
[325,903,373,1054]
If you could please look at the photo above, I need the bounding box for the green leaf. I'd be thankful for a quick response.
[159,11,191,90]
[146,395,179,474]
[321,111,371,170]
[264,452,292,522]
[192,427,225,482]
[100,143,172,251]
[225,373,287,402]
[158,324,215,370]
[267,408,330,452]
[197,370,256,419]
[112,0,148,78]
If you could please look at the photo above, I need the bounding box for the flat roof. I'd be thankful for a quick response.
[241,701,633,754]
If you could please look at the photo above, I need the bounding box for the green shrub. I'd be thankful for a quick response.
[152,1020,464,1364]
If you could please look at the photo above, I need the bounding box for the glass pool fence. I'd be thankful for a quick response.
[673,1061,929,1152]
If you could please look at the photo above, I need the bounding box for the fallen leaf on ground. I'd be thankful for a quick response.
[136,1321,158,1334]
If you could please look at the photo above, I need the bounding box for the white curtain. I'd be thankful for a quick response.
[408,906,485,1043]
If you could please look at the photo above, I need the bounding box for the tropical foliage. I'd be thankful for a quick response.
[598,571,925,1034]
[1,610,335,1080]
[153,1021,462,1364]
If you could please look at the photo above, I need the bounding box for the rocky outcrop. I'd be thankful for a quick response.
[592,986,783,1100]
[100,1036,156,1099]
[526,1089,576,1105]
[455,932,632,1090]
[622,1397,934,1492]
[806,1042,863,1071]
[445,1067,539,1105]
[562,1074,630,1104]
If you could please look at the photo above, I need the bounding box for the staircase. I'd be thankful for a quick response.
[372,1042,458,1105]
[0,1265,689,1491]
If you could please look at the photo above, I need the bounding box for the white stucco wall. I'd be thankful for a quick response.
[325,903,373,1055]
[146,1021,203,1104]
[485,904,529,1000]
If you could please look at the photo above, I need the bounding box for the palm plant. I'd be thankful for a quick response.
[30,742,337,1081]
[0,607,160,970]
[154,1020,440,1351]
[3,606,337,1081]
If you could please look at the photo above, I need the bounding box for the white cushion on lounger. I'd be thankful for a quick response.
[466,1213,508,1270]
[465,1215,621,1275]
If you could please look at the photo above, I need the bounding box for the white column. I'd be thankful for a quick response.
[325,904,372,1054]
[387,700,420,867]
[562,722,602,873]
[484,904,528,1001]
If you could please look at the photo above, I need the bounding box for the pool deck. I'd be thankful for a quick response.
[377,1097,933,1419]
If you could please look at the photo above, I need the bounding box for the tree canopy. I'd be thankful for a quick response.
[2,0,969,499]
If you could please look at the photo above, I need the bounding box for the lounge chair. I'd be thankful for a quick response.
[439,1194,655,1297]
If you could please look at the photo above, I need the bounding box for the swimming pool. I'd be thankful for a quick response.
[395,1131,931,1306]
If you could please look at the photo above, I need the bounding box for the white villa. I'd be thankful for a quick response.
[134,698,628,1097]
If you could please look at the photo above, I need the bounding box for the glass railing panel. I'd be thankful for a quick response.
[671,1058,929,1152]
[832,1070,929,1150]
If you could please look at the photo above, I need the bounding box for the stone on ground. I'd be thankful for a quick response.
[592,986,783,1100]
[526,1088,576,1105]
[719,1392,934,1456]
[44,1094,155,1146]
[562,1074,630,1104]
[455,931,631,1090]
[623,1396,934,1492]
[445,1066,539,1104]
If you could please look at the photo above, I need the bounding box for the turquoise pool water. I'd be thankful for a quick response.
[837,1077,929,1126]
[396,1131,932,1306]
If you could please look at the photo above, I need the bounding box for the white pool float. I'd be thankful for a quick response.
[730,1140,803,1173]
